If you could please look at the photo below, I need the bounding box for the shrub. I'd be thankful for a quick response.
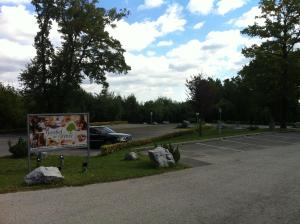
[101,139,152,156]
[90,121,128,126]
[247,126,259,131]
[101,129,194,156]
[161,143,180,163]
[8,137,28,158]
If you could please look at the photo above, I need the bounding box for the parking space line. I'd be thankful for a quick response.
[224,137,272,147]
[259,134,300,141]
[245,136,291,144]
[221,138,264,147]
[195,142,241,152]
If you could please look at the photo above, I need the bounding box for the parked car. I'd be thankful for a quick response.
[89,126,132,149]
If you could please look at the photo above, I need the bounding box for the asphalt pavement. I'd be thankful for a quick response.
[1,131,300,224]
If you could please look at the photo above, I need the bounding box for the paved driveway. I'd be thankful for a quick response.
[1,132,300,224]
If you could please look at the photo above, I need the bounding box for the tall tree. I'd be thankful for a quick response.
[20,0,131,112]
[20,0,56,111]
[186,74,220,121]
[241,0,300,128]
[0,83,26,129]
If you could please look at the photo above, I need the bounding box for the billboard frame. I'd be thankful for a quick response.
[27,113,90,172]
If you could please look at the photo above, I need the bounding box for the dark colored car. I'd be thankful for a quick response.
[89,126,132,149]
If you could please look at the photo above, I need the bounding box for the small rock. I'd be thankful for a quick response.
[125,152,139,161]
[148,146,175,168]
[24,166,64,185]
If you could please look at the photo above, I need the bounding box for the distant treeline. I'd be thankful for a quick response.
[1,74,299,130]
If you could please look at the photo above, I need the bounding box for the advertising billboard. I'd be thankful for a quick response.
[28,113,88,150]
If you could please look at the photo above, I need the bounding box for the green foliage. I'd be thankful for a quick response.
[0,83,26,129]
[161,143,180,163]
[91,121,128,126]
[186,74,222,121]
[241,0,300,128]
[8,137,28,158]
[247,126,259,131]
[20,0,130,113]
[0,152,186,193]
[101,129,194,156]
[101,139,152,156]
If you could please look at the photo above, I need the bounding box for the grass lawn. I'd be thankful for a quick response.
[0,151,187,194]
[0,126,268,194]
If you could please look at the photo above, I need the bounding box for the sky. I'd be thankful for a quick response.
[0,0,262,102]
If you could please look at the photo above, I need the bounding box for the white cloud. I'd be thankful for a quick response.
[0,38,35,60]
[156,4,186,34]
[0,1,260,102]
[0,4,61,90]
[216,0,248,15]
[138,0,164,10]
[146,50,156,56]
[228,6,263,28]
[193,22,205,30]
[0,5,37,44]
[84,29,257,101]
[157,40,173,47]
[0,38,35,84]
[0,5,61,44]
[187,0,215,15]
[108,4,186,52]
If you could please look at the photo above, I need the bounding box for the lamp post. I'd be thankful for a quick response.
[58,154,64,171]
[196,112,202,136]
[218,107,222,135]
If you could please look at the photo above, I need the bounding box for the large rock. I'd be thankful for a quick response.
[24,166,64,185]
[148,147,175,168]
[124,152,139,161]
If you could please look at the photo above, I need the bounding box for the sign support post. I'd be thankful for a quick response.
[86,113,90,167]
[27,115,31,172]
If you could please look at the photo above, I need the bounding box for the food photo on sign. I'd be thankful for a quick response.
[28,114,88,150]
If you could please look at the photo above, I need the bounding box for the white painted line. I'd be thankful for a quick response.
[195,142,241,152]
[221,139,264,147]
[245,136,291,144]
[224,137,271,147]
[254,134,300,142]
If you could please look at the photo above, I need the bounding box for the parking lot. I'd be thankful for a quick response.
[180,131,300,166]
[2,131,300,224]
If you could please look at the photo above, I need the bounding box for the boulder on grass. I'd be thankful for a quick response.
[148,147,175,168]
[24,166,64,185]
[124,152,139,161]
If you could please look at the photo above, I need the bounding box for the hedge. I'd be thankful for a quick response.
[90,121,128,126]
[101,129,195,156]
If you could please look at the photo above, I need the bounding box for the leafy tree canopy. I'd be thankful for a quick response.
[20,0,131,112]
[241,0,300,128]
